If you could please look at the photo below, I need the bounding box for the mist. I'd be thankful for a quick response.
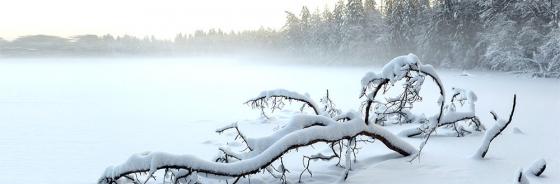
[2,0,560,78]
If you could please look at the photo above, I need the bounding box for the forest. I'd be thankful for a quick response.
[0,0,559,77]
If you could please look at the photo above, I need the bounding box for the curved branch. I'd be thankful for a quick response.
[406,67,446,161]
[474,94,516,158]
[412,67,446,126]
[246,89,322,115]
[237,115,336,159]
[99,117,417,183]
[362,68,445,127]
[363,79,390,125]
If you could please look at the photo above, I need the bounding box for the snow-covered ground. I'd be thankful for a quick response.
[0,58,558,184]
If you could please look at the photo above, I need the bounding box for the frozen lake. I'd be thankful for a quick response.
[0,58,558,184]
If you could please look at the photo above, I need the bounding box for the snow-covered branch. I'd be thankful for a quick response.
[246,89,323,116]
[99,114,416,184]
[359,54,447,161]
[320,89,342,118]
[525,159,546,177]
[360,54,445,127]
[474,94,517,159]
[400,88,483,137]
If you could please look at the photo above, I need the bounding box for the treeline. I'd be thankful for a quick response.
[282,0,560,77]
[0,29,282,57]
[1,0,559,77]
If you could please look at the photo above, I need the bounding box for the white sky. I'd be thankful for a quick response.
[0,0,337,40]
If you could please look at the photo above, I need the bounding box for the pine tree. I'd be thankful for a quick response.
[300,6,311,30]
[283,11,302,51]
[384,0,423,55]
[300,6,312,52]
[362,0,386,59]
[322,6,339,55]
[310,8,324,54]
[341,0,366,57]
[332,0,346,51]
[363,0,383,41]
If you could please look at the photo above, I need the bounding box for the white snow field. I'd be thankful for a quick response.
[0,57,558,184]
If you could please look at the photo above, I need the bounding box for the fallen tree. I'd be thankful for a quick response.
[100,114,417,184]
[98,53,516,184]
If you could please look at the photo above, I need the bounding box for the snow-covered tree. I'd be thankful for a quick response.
[384,0,424,55]
[419,0,484,68]
[332,0,346,52]
[98,54,520,183]
[99,54,439,184]
[282,11,302,52]
[362,0,387,59]
[535,27,560,78]
[341,0,366,55]
[322,6,339,54]
[300,6,312,52]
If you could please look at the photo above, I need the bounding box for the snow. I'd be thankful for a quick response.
[0,57,558,184]
[513,127,525,134]
[380,53,419,82]
[360,53,423,86]
[460,70,472,77]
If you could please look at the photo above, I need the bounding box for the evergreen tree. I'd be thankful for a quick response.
[332,0,346,51]
[384,0,423,55]
[300,6,312,52]
[322,6,339,54]
[341,0,366,56]
[535,27,560,77]
[283,11,302,52]
[363,0,384,49]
